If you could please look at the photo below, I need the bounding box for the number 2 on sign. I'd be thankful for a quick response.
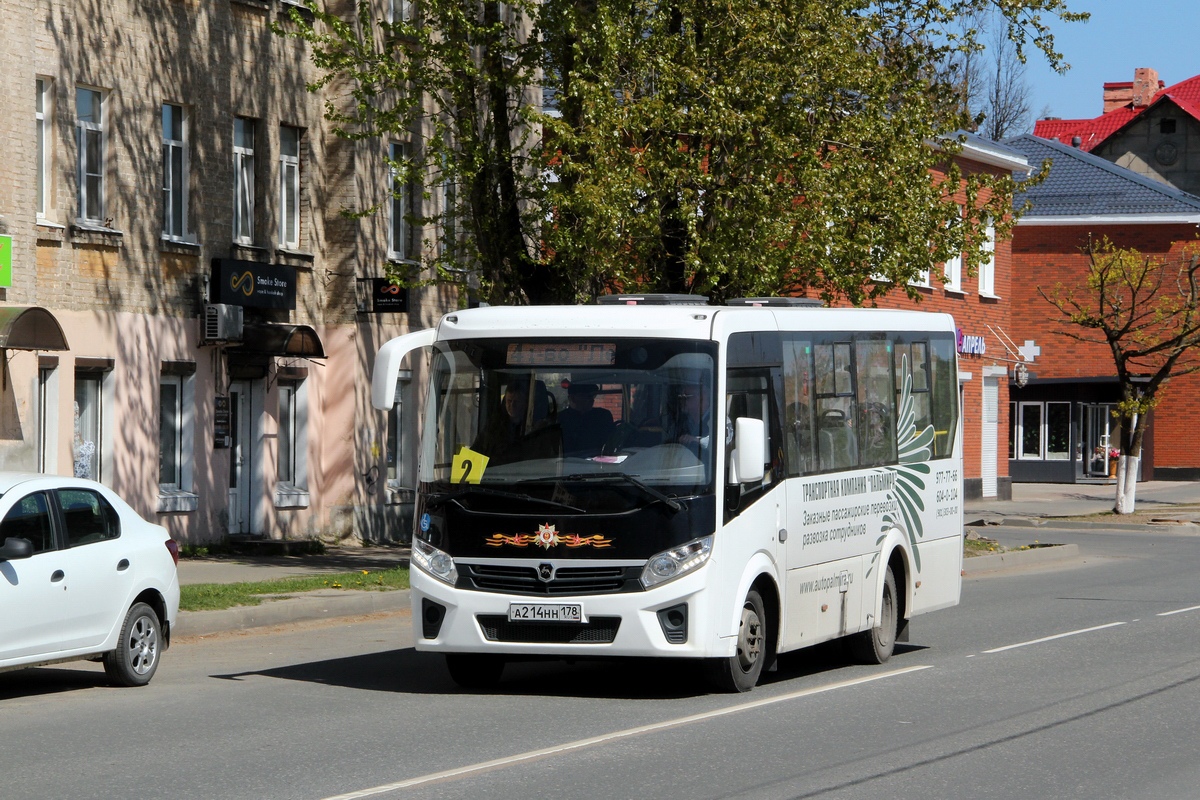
[452,447,489,484]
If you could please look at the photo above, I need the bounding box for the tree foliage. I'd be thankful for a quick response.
[279,0,1084,306]
[1039,239,1200,511]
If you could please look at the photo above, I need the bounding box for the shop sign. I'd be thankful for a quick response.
[367,278,409,313]
[957,328,986,356]
[0,234,11,287]
[213,395,231,448]
[211,258,297,310]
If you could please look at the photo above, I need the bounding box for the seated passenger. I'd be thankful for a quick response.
[663,380,712,456]
[559,383,615,457]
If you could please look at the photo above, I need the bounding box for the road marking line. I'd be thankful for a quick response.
[982,621,1126,654]
[1158,604,1200,617]
[319,665,932,799]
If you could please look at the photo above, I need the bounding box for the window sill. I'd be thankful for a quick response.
[157,490,199,513]
[943,288,966,296]
[231,0,270,9]
[161,237,201,255]
[36,221,66,243]
[71,223,124,248]
[275,247,314,268]
[978,292,1001,301]
[387,482,416,505]
[274,486,310,509]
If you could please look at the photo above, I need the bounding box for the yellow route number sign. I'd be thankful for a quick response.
[451,447,489,484]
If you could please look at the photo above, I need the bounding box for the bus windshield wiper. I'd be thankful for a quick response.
[552,472,684,513]
[426,486,585,513]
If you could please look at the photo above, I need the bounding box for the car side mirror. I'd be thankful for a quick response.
[729,417,766,484]
[0,536,34,562]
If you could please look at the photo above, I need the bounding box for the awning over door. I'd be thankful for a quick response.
[0,306,70,351]
[237,323,325,358]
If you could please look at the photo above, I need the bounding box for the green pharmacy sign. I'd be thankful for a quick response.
[0,234,11,287]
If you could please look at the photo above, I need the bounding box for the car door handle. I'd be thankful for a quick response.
[117,559,130,571]
[51,570,65,582]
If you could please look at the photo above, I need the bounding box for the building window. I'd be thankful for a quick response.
[75,87,105,224]
[389,141,413,261]
[160,375,184,489]
[1160,118,1177,135]
[279,125,302,249]
[386,0,413,23]
[162,103,189,241]
[440,161,456,259]
[978,216,996,296]
[234,118,256,244]
[944,206,963,292]
[1008,401,1016,460]
[1015,400,1069,460]
[74,374,104,480]
[36,78,53,219]
[276,379,309,507]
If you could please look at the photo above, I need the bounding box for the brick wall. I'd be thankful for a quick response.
[1012,223,1200,471]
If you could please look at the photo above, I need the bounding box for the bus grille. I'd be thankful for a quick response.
[477,615,621,644]
[462,564,638,595]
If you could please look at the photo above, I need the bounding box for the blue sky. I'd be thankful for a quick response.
[1025,0,1198,124]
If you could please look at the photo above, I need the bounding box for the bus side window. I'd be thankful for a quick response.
[856,338,896,466]
[814,341,857,471]
[782,339,815,476]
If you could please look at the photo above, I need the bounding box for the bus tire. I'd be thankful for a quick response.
[705,588,766,693]
[849,566,898,664]
[445,654,506,689]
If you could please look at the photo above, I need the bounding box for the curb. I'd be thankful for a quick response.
[962,543,1080,575]
[966,517,1200,533]
[176,589,411,638]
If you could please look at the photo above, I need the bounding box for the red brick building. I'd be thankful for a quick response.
[1003,134,1200,482]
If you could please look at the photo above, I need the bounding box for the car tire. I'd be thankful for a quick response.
[704,588,767,693]
[849,567,898,665]
[103,602,163,687]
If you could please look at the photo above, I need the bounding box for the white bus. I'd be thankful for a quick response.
[373,296,963,692]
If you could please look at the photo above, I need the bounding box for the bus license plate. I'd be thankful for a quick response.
[508,603,585,623]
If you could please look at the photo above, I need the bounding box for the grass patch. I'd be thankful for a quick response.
[963,536,1004,557]
[180,567,410,612]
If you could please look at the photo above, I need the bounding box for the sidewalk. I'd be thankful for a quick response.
[175,481,1200,638]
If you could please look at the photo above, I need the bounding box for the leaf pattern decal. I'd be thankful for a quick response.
[870,353,936,577]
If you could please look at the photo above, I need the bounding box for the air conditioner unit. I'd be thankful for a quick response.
[202,303,244,343]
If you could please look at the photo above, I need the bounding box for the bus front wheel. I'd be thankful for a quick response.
[705,588,766,693]
[849,566,898,664]
[445,654,506,689]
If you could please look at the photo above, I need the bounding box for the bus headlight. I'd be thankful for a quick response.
[412,539,458,585]
[641,535,713,589]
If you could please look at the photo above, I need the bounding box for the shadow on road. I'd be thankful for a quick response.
[208,640,930,698]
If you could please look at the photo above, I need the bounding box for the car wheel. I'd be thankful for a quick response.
[445,654,506,690]
[849,567,898,665]
[705,588,767,693]
[103,602,162,687]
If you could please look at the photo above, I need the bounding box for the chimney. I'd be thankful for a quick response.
[1131,68,1160,108]
[1103,81,1133,113]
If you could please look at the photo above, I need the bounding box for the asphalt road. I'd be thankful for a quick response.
[3,526,1199,800]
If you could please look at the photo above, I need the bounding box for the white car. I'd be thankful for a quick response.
[0,473,180,686]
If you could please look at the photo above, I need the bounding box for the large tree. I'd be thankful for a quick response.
[1039,240,1200,513]
[280,0,1084,306]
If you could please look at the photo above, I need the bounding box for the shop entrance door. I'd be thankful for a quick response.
[1083,403,1118,478]
[228,381,254,533]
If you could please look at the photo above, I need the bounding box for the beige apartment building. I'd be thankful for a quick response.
[0,0,450,545]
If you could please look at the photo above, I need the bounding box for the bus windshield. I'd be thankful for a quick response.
[422,338,718,502]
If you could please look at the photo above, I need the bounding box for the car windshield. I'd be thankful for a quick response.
[421,337,717,501]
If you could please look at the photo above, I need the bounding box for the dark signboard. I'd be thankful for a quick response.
[368,278,409,313]
[211,258,297,310]
[213,395,231,448]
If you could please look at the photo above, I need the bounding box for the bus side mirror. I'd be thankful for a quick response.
[730,417,766,484]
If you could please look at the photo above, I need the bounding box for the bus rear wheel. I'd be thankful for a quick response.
[705,588,766,693]
[849,566,898,665]
[445,654,506,689]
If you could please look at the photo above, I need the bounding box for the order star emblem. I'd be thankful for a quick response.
[533,523,559,549]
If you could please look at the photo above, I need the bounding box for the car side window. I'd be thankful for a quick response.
[56,489,121,547]
[0,492,55,554]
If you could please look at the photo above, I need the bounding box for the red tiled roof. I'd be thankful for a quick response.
[1033,73,1200,151]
